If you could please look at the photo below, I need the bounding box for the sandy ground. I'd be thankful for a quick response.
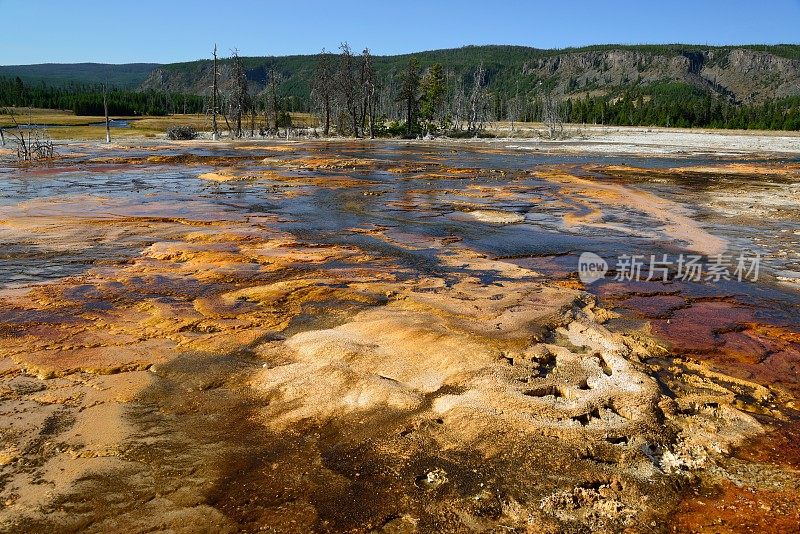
[489,124,800,157]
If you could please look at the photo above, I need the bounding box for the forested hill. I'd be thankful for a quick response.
[139,44,800,106]
[0,63,159,89]
[3,44,800,129]
[4,44,800,105]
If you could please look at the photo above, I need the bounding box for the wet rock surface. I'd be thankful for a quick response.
[0,140,798,532]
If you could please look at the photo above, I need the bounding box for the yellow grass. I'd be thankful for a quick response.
[1,108,318,140]
[131,114,214,131]
[0,107,117,127]
[44,125,159,140]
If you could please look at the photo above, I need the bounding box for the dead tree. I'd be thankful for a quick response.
[467,64,488,134]
[448,71,466,131]
[229,49,249,138]
[312,49,334,136]
[2,108,54,162]
[377,79,393,126]
[541,93,564,139]
[266,68,284,135]
[336,42,361,137]
[212,44,219,140]
[216,92,233,136]
[102,84,111,143]
[360,48,376,138]
[249,100,257,137]
[507,81,524,132]
[259,95,270,136]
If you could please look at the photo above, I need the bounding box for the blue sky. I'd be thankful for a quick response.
[1,0,798,65]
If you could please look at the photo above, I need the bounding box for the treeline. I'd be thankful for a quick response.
[0,76,205,116]
[309,53,800,135]
[519,83,800,131]
[4,49,800,134]
[145,43,800,135]
[300,47,800,135]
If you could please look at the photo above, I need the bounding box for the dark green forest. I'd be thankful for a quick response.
[516,84,800,131]
[0,77,204,116]
[0,63,159,89]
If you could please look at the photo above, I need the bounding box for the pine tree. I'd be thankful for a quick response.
[419,63,446,134]
[399,57,420,137]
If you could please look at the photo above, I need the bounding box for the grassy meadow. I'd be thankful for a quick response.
[0,108,318,140]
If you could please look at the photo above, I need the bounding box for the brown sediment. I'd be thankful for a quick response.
[267,174,378,189]
[736,419,800,470]
[416,167,516,181]
[672,478,800,533]
[671,410,800,532]
[596,277,800,531]
[459,183,536,200]
[599,278,800,399]
[385,163,440,174]
[0,207,408,528]
[273,154,378,170]
[84,154,258,166]
[618,294,686,318]
[646,302,800,398]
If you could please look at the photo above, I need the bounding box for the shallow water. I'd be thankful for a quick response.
[2,142,797,388]
[2,142,797,304]
[2,141,798,379]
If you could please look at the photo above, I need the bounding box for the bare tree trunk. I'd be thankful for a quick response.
[467,64,486,135]
[19,130,27,160]
[212,44,219,140]
[103,84,111,143]
[228,49,249,139]
[313,49,334,136]
[267,68,283,135]
[541,93,563,139]
[222,104,232,135]
[361,49,376,139]
[324,96,330,136]
[336,43,361,138]
[368,90,375,139]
